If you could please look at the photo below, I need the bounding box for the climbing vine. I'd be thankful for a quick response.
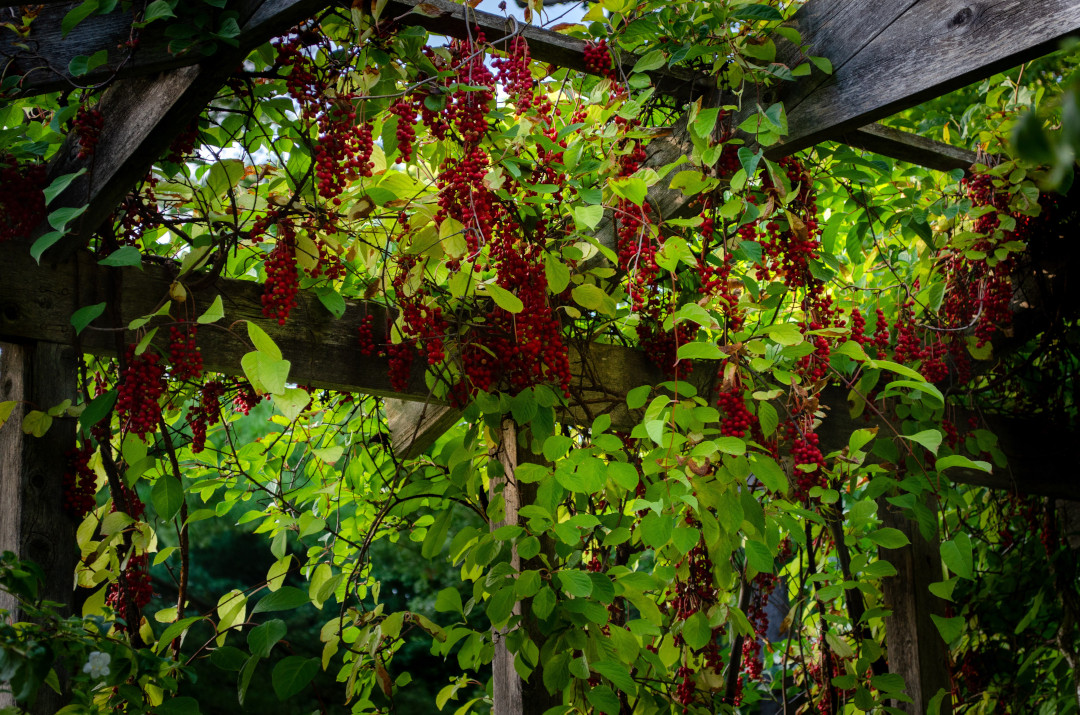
[1,1,1079,714]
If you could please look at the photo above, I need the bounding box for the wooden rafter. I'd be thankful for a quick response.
[771,0,1080,155]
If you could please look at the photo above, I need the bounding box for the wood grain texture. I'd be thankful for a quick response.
[39,0,326,257]
[775,0,1080,155]
[0,3,207,97]
[490,419,523,715]
[0,342,80,715]
[842,123,979,173]
[385,398,461,458]
[879,497,952,715]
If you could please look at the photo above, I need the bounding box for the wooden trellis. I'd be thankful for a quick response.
[2,0,1080,713]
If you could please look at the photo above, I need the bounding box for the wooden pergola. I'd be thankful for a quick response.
[2,0,1079,712]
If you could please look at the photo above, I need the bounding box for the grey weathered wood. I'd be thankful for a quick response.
[879,497,952,715]
[385,398,461,458]
[842,123,979,173]
[0,3,207,97]
[490,419,524,715]
[36,0,329,257]
[0,342,79,715]
[772,0,1080,156]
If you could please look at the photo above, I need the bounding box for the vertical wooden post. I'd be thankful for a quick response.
[879,499,952,715]
[491,419,557,715]
[0,342,80,713]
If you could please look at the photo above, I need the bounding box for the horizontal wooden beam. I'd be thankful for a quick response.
[771,0,1080,156]
[1,240,1073,498]
[842,123,979,174]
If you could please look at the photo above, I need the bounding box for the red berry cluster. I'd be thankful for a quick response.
[492,36,535,114]
[357,314,379,356]
[74,106,104,159]
[105,485,152,631]
[232,381,264,415]
[62,442,97,518]
[116,346,166,438]
[788,419,827,500]
[188,380,225,453]
[165,120,199,163]
[0,155,46,243]
[276,29,374,200]
[716,378,755,438]
[167,325,203,381]
[583,39,621,84]
[115,176,162,246]
[387,341,415,394]
[388,98,417,163]
[261,221,300,325]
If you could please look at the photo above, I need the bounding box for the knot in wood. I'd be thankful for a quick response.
[950,7,974,28]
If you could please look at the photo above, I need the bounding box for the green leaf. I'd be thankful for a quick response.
[241,352,291,396]
[766,323,803,346]
[558,570,593,598]
[43,169,86,204]
[902,429,942,455]
[608,177,647,205]
[155,616,203,654]
[930,614,964,644]
[627,385,651,410]
[940,534,973,579]
[48,205,88,232]
[748,454,788,494]
[272,656,319,701]
[315,287,346,318]
[62,0,100,37]
[675,342,723,360]
[639,513,672,550]
[692,107,721,140]
[607,462,639,490]
[745,540,774,573]
[592,660,637,696]
[485,283,524,313]
[533,585,556,620]
[586,685,621,715]
[142,0,176,22]
[435,587,463,615]
[936,454,992,473]
[70,302,105,335]
[574,204,604,230]
[545,252,571,293]
[99,246,143,268]
[246,322,282,360]
[571,284,608,311]
[868,528,910,549]
[252,586,310,614]
[682,610,711,650]
[733,3,784,22]
[631,49,666,73]
[197,296,224,324]
[272,387,310,422]
[151,475,184,522]
[247,619,287,658]
[30,231,66,263]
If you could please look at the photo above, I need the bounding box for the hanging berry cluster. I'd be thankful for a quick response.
[0,155,46,243]
[116,346,166,438]
[105,485,152,631]
[387,34,572,400]
[63,441,98,518]
[74,106,104,159]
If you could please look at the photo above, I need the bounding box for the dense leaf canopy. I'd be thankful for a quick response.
[1,1,1079,714]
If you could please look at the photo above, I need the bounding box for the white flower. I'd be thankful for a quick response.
[82,651,111,679]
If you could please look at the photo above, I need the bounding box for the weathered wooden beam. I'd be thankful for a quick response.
[0,341,80,715]
[879,497,952,715]
[842,123,979,174]
[40,0,327,259]
[771,0,1080,156]
[0,243,1076,498]
[0,3,206,97]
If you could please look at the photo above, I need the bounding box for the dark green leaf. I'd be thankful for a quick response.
[272,656,319,701]
[251,586,309,614]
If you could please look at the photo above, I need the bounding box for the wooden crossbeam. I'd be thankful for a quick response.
[39,0,326,260]
[842,123,979,174]
[771,0,1080,155]
[0,240,1075,500]
[7,0,977,174]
